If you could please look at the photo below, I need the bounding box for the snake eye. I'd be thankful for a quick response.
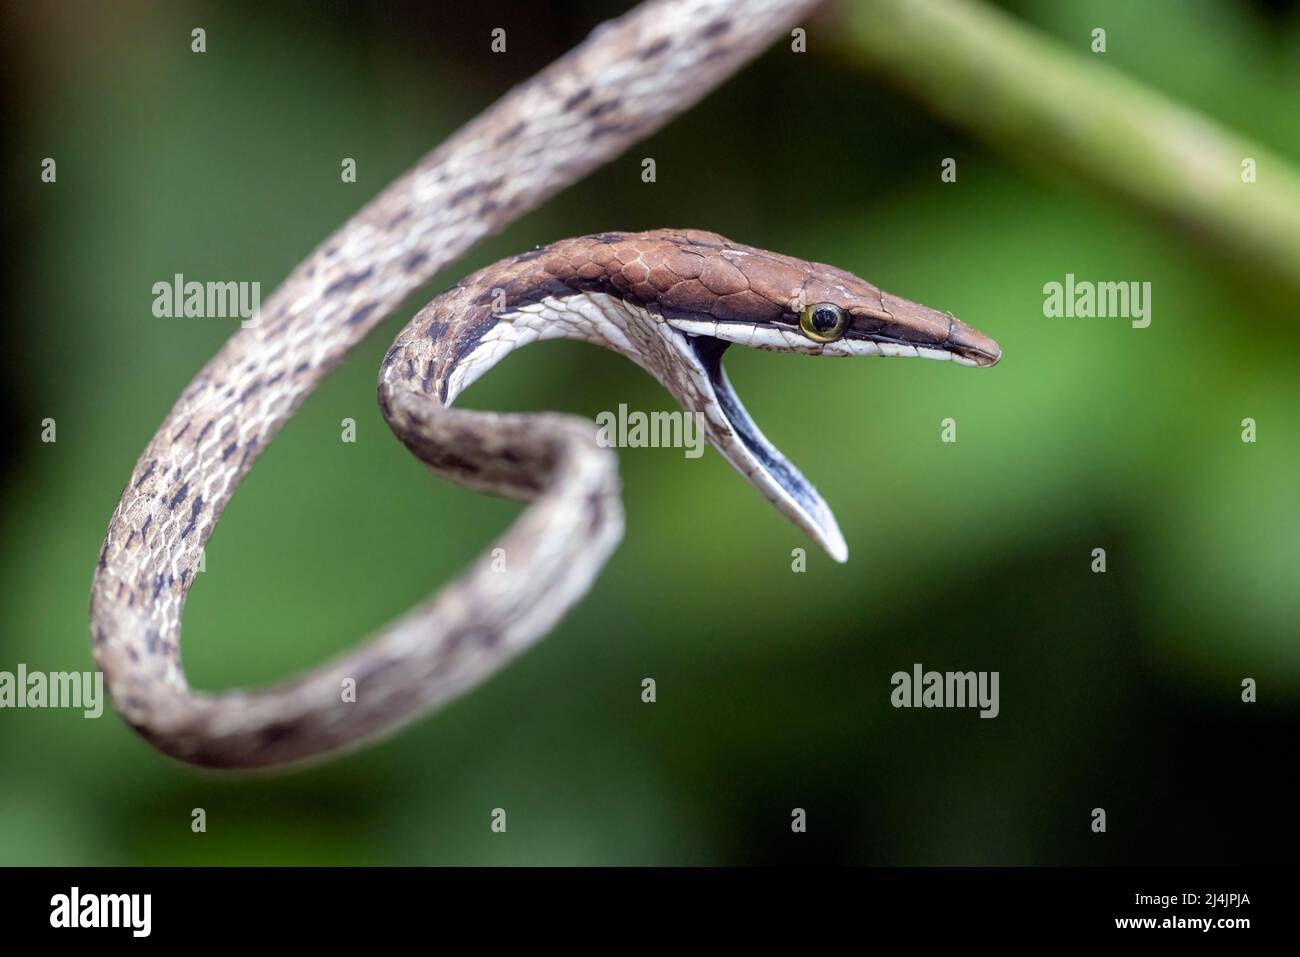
[799,302,849,343]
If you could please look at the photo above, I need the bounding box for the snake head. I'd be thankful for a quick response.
[442,228,1000,566]
[640,229,1001,562]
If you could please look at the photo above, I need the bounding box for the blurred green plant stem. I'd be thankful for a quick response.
[841,0,1300,293]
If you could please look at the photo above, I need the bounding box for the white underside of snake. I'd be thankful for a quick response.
[90,0,1000,769]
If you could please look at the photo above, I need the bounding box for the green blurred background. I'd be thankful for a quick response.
[1,0,1297,865]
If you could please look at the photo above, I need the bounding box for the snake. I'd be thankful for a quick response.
[89,0,1001,769]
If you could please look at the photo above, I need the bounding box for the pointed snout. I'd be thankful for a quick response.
[871,292,1001,368]
[945,316,1002,367]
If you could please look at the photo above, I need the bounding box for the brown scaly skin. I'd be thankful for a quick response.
[525,229,1000,364]
[394,228,999,410]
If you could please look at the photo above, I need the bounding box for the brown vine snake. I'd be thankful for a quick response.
[89,0,1000,769]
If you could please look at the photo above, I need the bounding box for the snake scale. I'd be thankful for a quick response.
[90,0,1000,769]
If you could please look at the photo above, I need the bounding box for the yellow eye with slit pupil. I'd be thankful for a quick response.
[799,302,849,342]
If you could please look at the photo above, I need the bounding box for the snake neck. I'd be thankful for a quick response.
[379,236,714,415]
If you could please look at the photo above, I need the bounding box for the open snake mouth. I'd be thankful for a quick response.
[662,286,998,562]
[686,334,849,562]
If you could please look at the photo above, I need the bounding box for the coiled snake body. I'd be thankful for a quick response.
[90,0,1000,768]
